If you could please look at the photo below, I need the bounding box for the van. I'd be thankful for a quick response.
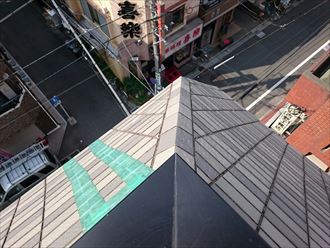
[0,142,58,210]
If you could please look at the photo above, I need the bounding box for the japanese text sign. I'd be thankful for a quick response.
[164,23,203,58]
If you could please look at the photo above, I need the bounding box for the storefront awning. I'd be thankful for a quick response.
[164,18,203,59]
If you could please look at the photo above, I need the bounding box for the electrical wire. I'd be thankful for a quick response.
[2,0,326,129]
[0,64,109,132]
[1,0,206,83]
[121,41,153,92]
[59,9,155,94]
[0,4,146,85]
[0,0,206,87]
[36,54,85,87]
[217,15,330,87]
[0,0,34,24]
[0,0,240,141]
[0,1,172,93]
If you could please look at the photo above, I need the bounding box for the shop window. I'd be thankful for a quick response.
[174,43,191,64]
[201,0,221,9]
[165,6,184,34]
[88,3,100,25]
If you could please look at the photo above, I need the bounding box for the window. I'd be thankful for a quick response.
[39,165,55,175]
[165,6,184,34]
[4,186,20,201]
[20,175,40,188]
[174,43,191,64]
[201,0,221,9]
[88,3,100,25]
[0,186,5,202]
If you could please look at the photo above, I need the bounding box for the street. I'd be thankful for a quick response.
[0,0,329,158]
[196,0,330,119]
[0,0,126,159]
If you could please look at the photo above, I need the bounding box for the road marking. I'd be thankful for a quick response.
[246,40,330,111]
[213,56,235,70]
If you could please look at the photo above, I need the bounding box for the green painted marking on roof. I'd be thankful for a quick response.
[63,159,110,231]
[63,140,153,232]
[89,139,153,190]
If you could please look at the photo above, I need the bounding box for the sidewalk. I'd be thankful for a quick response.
[183,9,271,78]
[183,0,305,79]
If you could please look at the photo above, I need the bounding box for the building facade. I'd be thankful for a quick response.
[261,52,330,172]
[64,0,152,81]
[63,0,239,83]
[198,0,239,48]
[0,45,64,156]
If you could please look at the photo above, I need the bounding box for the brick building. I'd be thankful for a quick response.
[262,52,330,172]
[0,48,59,156]
[61,0,239,82]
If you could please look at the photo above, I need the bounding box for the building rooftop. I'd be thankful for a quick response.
[261,55,330,170]
[0,77,329,248]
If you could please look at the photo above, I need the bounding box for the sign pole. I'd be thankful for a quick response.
[149,0,162,94]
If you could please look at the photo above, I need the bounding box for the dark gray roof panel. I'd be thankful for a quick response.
[230,167,268,203]
[192,95,242,111]
[196,138,232,170]
[215,177,262,224]
[190,82,231,99]
[263,209,308,248]
[187,78,329,247]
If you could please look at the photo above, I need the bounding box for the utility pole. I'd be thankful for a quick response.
[51,0,130,116]
[149,0,162,94]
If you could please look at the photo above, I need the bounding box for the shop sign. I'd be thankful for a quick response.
[121,22,141,38]
[118,1,139,19]
[118,1,141,38]
[164,23,203,58]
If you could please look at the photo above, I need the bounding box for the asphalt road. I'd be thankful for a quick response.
[196,0,330,119]
[0,0,126,159]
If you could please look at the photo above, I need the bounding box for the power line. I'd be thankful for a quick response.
[1,0,205,84]
[121,41,153,92]
[60,10,155,95]
[218,15,330,87]
[0,1,207,130]
[0,4,146,85]
[0,0,34,24]
[0,0,265,131]
[205,0,329,82]
[36,54,85,87]
[52,0,131,116]
[0,2,170,94]
[0,64,109,132]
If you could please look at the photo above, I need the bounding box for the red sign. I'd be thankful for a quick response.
[164,23,203,58]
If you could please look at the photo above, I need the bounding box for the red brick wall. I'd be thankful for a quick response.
[287,99,330,167]
[285,73,330,115]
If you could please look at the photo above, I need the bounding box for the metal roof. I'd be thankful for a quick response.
[73,154,270,248]
[0,77,329,248]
